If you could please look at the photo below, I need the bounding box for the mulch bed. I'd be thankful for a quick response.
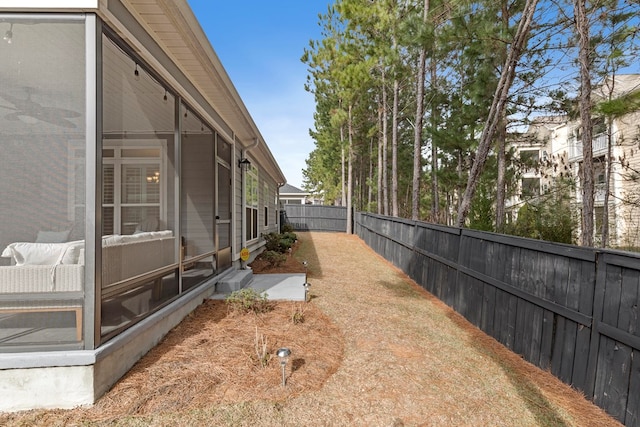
[78,299,343,423]
[247,242,307,274]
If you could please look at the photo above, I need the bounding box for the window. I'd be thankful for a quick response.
[264,183,270,227]
[593,117,607,136]
[521,178,540,198]
[520,150,539,172]
[245,165,258,241]
[103,145,163,235]
[594,206,605,243]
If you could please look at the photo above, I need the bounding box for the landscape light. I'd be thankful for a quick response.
[276,347,291,386]
[302,261,311,302]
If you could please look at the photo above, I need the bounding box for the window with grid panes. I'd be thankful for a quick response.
[245,164,259,241]
[102,146,162,235]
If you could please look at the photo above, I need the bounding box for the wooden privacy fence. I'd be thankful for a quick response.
[280,205,349,232]
[355,212,640,427]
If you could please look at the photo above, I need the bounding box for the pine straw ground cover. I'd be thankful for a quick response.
[0,232,621,426]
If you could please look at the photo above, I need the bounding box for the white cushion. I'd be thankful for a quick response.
[35,230,71,243]
[1,241,84,266]
[61,241,84,264]
[1,242,67,266]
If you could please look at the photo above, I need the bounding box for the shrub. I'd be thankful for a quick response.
[281,223,294,233]
[281,231,297,246]
[505,178,575,244]
[262,250,287,268]
[225,288,271,314]
[263,231,297,253]
[291,303,306,324]
[263,232,282,252]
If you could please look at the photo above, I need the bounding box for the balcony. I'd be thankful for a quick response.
[568,133,611,162]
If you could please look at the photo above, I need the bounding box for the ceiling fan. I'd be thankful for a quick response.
[0,87,81,129]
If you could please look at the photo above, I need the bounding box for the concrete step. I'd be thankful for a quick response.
[216,269,253,293]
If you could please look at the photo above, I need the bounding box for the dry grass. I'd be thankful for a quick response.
[0,232,622,426]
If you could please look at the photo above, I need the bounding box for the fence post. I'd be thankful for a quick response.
[350,207,354,234]
[584,251,605,399]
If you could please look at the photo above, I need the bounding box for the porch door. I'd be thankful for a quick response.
[216,138,232,270]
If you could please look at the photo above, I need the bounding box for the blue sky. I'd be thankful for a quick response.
[186,1,330,188]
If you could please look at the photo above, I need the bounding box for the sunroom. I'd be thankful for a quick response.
[0,0,285,411]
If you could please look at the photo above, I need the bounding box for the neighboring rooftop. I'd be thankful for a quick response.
[280,183,308,194]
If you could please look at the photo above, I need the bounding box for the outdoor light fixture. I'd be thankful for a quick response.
[238,157,251,170]
[302,261,311,302]
[134,63,140,80]
[163,90,168,102]
[276,347,291,386]
[3,23,13,44]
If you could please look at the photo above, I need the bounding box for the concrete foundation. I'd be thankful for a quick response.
[0,365,94,411]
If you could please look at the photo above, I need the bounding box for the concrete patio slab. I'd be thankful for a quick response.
[210,272,307,302]
[247,273,307,301]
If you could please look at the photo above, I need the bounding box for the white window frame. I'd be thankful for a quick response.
[245,164,259,241]
[102,140,166,235]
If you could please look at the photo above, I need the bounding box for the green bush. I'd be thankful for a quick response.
[225,288,271,314]
[505,179,575,244]
[262,250,287,268]
[263,232,281,252]
[263,231,297,253]
[281,232,297,249]
[281,223,294,233]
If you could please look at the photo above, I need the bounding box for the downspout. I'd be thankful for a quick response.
[240,138,260,269]
[277,182,286,232]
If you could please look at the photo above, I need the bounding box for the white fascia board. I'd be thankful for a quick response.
[0,0,97,8]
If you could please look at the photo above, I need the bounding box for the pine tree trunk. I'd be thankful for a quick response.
[382,68,390,216]
[368,137,373,211]
[377,104,383,214]
[496,113,507,232]
[574,0,594,247]
[456,0,538,227]
[430,60,439,222]
[602,71,619,248]
[412,0,429,221]
[495,0,509,233]
[392,76,399,217]
[602,116,613,247]
[340,125,346,207]
[347,104,354,234]
[391,37,399,218]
